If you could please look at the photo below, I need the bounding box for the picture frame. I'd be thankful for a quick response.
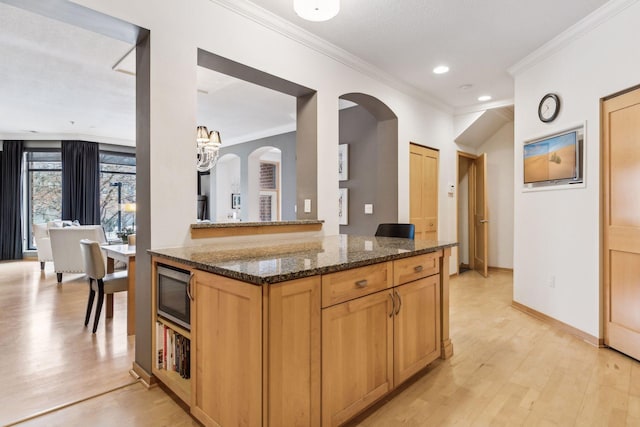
[338,188,348,225]
[338,144,349,181]
[231,193,241,209]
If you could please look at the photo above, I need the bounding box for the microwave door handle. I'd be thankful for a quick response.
[187,272,195,301]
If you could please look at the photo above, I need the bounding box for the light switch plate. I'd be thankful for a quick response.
[364,204,373,214]
[304,199,312,213]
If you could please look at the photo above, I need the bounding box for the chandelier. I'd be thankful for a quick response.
[294,0,340,22]
[196,126,222,172]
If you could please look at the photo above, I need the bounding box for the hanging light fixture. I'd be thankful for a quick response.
[294,0,340,22]
[196,126,223,172]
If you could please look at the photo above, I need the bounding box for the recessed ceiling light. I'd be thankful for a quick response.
[458,84,473,91]
[433,65,450,75]
[478,95,492,102]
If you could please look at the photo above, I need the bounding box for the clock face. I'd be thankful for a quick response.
[538,93,560,122]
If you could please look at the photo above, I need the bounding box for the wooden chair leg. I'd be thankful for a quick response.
[93,281,105,334]
[85,279,95,327]
[106,294,114,318]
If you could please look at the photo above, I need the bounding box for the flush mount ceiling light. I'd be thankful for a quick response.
[294,0,340,22]
[432,65,450,75]
[478,95,492,102]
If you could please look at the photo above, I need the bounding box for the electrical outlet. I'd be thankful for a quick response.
[304,199,311,213]
[364,204,373,214]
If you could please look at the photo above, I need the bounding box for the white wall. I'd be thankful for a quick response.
[478,121,514,269]
[73,0,458,267]
[511,0,640,337]
[215,154,240,221]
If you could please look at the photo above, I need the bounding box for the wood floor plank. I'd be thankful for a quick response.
[3,263,640,426]
[0,260,135,426]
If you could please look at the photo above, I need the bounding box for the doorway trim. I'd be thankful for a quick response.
[457,151,477,276]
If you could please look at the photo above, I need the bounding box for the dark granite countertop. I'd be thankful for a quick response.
[191,220,324,229]
[149,235,457,285]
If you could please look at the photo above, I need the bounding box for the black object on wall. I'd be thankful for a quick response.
[61,141,100,225]
[0,140,25,260]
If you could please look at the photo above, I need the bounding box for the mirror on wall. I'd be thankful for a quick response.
[196,66,297,222]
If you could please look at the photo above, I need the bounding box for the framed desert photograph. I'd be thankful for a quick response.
[523,125,584,190]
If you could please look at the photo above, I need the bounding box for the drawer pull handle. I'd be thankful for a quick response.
[394,290,402,315]
[414,265,423,273]
[355,279,368,288]
[388,293,394,317]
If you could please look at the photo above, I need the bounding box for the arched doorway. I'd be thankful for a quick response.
[338,93,398,234]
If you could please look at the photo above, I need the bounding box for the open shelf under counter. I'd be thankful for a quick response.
[153,317,191,405]
[156,316,191,340]
[152,364,191,405]
[190,219,323,239]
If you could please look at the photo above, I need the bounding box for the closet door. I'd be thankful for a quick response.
[410,144,438,240]
[602,86,640,360]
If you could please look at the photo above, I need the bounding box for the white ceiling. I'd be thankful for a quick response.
[0,0,611,145]
[248,0,609,108]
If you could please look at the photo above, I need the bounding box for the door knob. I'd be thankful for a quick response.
[480,219,489,223]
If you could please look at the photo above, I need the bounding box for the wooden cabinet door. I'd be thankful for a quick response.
[410,144,439,240]
[321,291,394,427]
[603,87,640,360]
[191,272,262,427]
[393,275,441,386]
[269,277,321,427]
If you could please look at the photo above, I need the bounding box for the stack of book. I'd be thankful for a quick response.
[155,321,190,379]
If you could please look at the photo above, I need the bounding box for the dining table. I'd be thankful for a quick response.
[101,243,136,336]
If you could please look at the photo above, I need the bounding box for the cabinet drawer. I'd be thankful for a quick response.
[322,262,392,308]
[394,252,440,285]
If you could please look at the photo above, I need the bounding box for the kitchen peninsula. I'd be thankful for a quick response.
[149,235,456,427]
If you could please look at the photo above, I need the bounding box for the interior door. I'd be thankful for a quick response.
[603,86,640,361]
[410,144,439,240]
[473,153,488,277]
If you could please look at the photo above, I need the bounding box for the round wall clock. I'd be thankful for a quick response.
[538,93,560,123]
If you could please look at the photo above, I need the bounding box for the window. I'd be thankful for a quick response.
[23,148,136,250]
[25,150,63,250]
[259,162,279,221]
[100,152,136,238]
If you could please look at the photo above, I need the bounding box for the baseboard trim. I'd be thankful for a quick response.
[131,361,156,388]
[489,266,513,272]
[511,301,602,347]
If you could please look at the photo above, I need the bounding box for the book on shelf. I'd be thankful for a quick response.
[155,320,190,379]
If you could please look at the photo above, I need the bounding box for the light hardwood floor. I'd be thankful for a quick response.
[2,262,639,426]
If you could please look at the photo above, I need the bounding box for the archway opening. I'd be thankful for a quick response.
[338,93,398,234]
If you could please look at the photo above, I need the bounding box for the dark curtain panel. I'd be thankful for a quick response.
[61,141,100,225]
[0,140,25,260]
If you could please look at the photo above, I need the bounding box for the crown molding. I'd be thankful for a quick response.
[454,98,514,116]
[208,0,453,114]
[508,0,639,76]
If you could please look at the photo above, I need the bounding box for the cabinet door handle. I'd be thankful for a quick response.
[388,293,395,318]
[394,290,402,315]
[414,265,423,273]
[355,279,368,288]
[187,272,194,301]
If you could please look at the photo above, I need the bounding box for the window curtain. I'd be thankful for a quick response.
[0,140,25,260]
[61,140,100,225]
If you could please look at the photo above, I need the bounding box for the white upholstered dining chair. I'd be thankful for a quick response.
[79,239,128,333]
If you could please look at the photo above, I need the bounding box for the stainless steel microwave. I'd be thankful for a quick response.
[157,264,191,330]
